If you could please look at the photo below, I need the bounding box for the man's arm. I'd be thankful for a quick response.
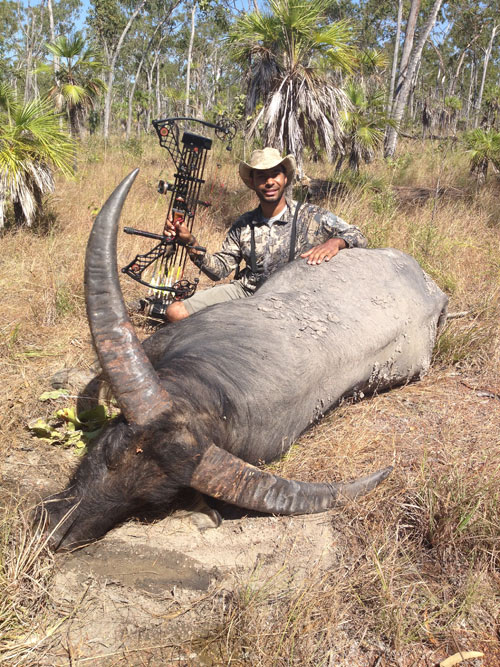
[189,225,242,281]
[164,217,242,281]
[301,210,367,266]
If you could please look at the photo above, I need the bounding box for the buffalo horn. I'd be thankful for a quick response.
[85,169,172,425]
[191,444,392,515]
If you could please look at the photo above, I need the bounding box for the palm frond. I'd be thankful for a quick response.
[0,85,75,227]
[229,0,358,173]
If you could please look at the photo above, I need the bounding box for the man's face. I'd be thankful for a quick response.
[251,166,287,206]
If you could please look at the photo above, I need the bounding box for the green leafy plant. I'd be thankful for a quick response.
[40,33,107,137]
[229,0,358,174]
[338,82,393,173]
[0,83,75,228]
[462,128,500,186]
[28,393,111,454]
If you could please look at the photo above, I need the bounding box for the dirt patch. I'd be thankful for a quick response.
[392,185,466,206]
[42,509,344,665]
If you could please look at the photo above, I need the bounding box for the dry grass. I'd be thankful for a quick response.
[0,498,57,664]
[1,135,499,664]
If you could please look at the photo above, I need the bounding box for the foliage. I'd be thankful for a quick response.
[462,127,500,185]
[0,83,75,228]
[41,33,107,136]
[229,0,359,174]
[444,95,462,111]
[338,81,391,172]
[28,397,112,454]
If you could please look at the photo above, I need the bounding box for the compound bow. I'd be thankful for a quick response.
[121,115,237,306]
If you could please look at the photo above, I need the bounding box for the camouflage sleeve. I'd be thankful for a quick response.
[321,212,368,249]
[190,224,242,281]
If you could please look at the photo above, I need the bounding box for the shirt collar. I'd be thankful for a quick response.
[253,200,295,226]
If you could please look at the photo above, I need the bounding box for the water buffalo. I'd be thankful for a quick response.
[41,170,448,550]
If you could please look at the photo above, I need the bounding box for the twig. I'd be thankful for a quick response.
[460,380,500,400]
[446,311,471,320]
[76,643,196,663]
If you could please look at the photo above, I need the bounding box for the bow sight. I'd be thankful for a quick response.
[121,115,236,310]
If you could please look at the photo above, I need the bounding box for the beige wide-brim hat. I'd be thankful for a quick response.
[239,147,296,189]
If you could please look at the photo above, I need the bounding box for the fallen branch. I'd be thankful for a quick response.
[460,380,500,400]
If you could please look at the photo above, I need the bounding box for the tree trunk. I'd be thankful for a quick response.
[387,0,403,115]
[465,57,476,127]
[185,2,197,118]
[103,0,146,141]
[474,24,499,127]
[447,33,481,97]
[146,54,160,130]
[397,0,421,95]
[408,58,421,122]
[126,58,145,140]
[384,0,444,157]
[125,20,171,139]
[47,0,59,71]
[156,57,161,118]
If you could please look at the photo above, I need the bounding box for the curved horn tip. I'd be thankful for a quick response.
[91,168,140,232]
[343,465,394,499]
[115,168,140,195]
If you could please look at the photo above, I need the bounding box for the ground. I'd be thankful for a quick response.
[2,367,499,666]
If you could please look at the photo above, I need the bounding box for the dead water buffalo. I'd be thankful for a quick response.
[42,170,448,550]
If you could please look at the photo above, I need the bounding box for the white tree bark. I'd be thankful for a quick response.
[387,0,403,115]
[447,33,481,97]
[474,23,499,127]
[465,57,476,126]
[185,2,197,118]
[397,0,421,94]
[156,56,161,117]
[385,0,444,157]
[46,0,59,71]
[103,0,146,141]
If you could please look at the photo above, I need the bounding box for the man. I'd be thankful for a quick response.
[163,147,367,322]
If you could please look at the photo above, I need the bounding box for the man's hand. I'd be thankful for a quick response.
[164,216,193,245]
[300,238,347,265]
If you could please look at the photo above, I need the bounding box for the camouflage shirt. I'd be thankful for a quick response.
[190,199,368,293]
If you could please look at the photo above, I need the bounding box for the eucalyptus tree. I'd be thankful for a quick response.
[4,0,82,101]
[229,0,358,176]
[384,0,444,157]
[0,83,74,227]
[474,22,500,127]
[123,4,180,139]
[42,33,107,136]
[88,0,148,139]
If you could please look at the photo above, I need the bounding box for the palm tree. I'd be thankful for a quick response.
[0,83,74,227]
[463,128,500,186]
[229,0,358,176]
[337,82,390,172]
[42,33,106,136]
